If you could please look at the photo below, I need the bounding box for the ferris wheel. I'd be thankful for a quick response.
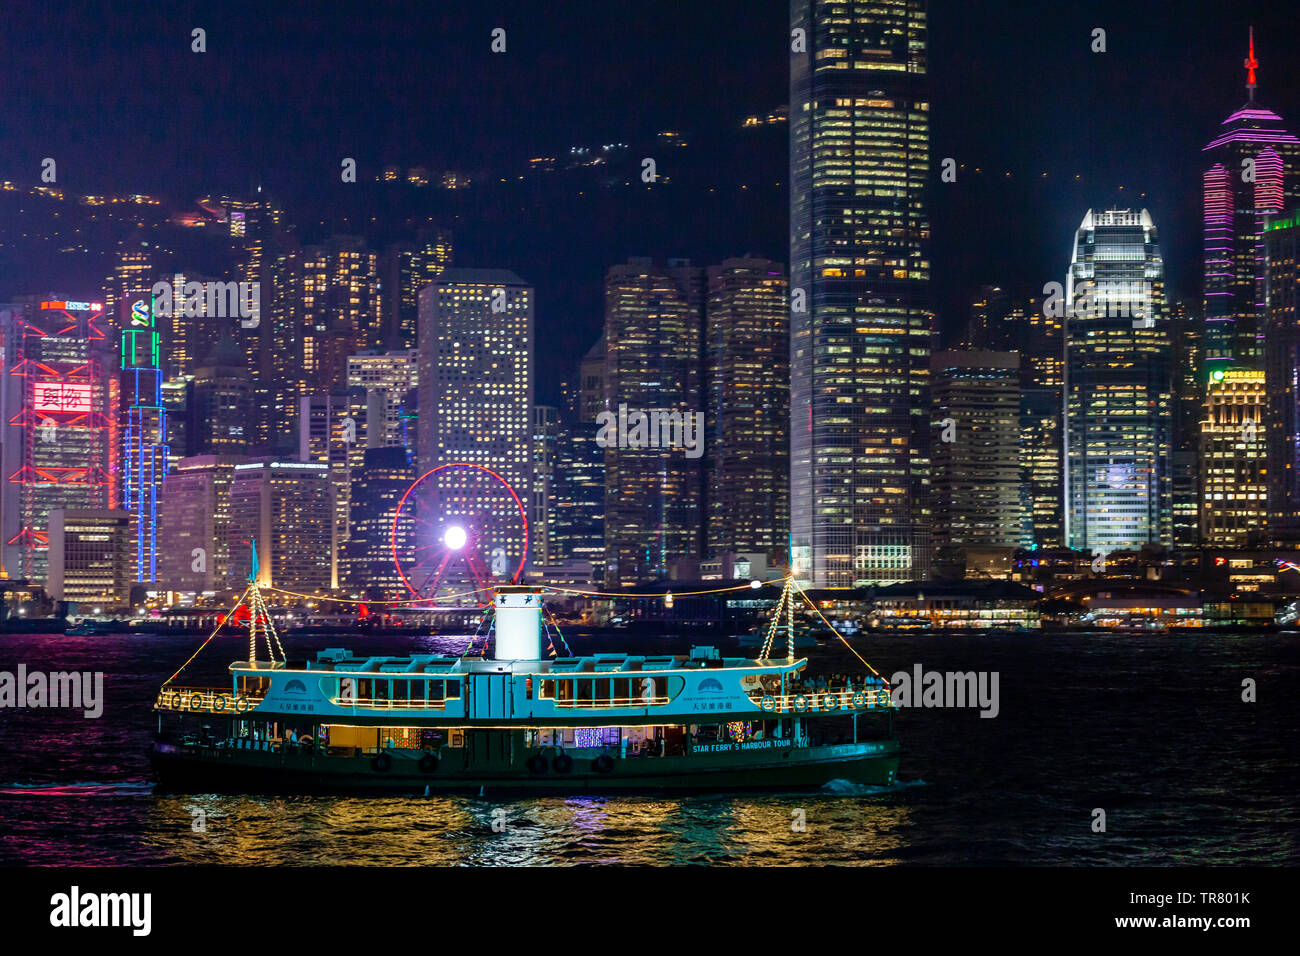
[390,462,529,604]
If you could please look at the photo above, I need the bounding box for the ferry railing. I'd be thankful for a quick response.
[753,687,894,715]
[550,696,672,709]
[155,687,264,715]
[326,696,451,710]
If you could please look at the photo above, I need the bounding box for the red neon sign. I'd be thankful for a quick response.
[33,381,92,414]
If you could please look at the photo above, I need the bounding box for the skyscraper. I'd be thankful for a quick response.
[47,508,132,612]
[1,299,117,583]
[602,258,703,587]
[705,257,789,566]
[1018,294,1065,550]
[269,237,381,450]
[530,405,559,566]
[789,0,931,586]
[157,454,247,592]
[1264,210,1300,543]
[1200,369,1267,546]
[417,269,534,590]
[1064,209,1173,555]
[339,446,415,597]
[1202,30,1299,374]
[299,393,363,589]
[930,350,1021,572]
[226,459,332,591]
[189,336,254,456]
[383,229,453,350]
[122,293,169,582]
[347,350,418,456]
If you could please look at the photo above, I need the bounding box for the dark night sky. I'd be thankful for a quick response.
[1,0,1297,401]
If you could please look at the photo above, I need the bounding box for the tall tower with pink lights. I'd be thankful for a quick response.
[1200,29,1300,548]
[1202,28,1300,373]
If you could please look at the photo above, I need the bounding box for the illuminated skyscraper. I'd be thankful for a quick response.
[789,0,931,586]
[1018,294,1064,550]
[1,298,117,584]
[931,350,1021,570]
[226,459,332,591]
[347,350,418,456]
[157,454,247,591]
[705,258,789,565]
[1199,33,1297,549]
[47,508,132,612]
[269,237,381,449]
[1200,369,1267,546]
[418,269,534,589]
[384,229,453,349]
[530,405,559,566]
[602,258,703,587]
[1264,210,1300,543]
[189,336,254,456]
[1202,30,1300,373]
[299,393,364,589]
[122,294,169,582]
[339,446,415,597]
[1064,209,1172,555]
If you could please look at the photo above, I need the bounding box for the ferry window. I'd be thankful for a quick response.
[445,680,461,700]
[429,681,445,702]
[358,679,372,700]
[557,680,572,702]
[614,678,630,702]
[525,677,533,700]
[538,680,553,699]
[577,678,593,702]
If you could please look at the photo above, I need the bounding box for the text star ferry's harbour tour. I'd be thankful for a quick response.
[150,576,900,792]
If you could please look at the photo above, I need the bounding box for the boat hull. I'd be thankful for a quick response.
[150,739,900,794]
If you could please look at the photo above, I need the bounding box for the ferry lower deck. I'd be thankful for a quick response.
[151,724,900,792]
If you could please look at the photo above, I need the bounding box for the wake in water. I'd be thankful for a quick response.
[0,780,155,797]
[820,777,929,796]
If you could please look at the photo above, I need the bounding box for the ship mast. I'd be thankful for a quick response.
[244,538,285,665]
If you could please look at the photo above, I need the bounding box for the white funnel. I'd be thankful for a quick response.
[494,587,544,660]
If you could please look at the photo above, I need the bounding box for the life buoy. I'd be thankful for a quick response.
[793,695,809,711]
[527,753,548,774]
[170,692,183,710]
[372,752,392,772]
[235,697,251,714]
[418,752,439,773]
[593,754,614,773]
[553,752,574,774]
[852,692,866,709]
[189,693,204,711]
[212,695,229,713]
[760,696,776,712]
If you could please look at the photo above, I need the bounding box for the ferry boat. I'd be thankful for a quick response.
[150,583,900,792]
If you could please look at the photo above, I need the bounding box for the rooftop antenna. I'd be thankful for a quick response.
[1244,26,1258,102]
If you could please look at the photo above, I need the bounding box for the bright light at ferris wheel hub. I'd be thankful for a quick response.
[444,525,468,551]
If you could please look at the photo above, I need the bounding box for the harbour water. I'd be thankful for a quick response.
[0,629,1295,865]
